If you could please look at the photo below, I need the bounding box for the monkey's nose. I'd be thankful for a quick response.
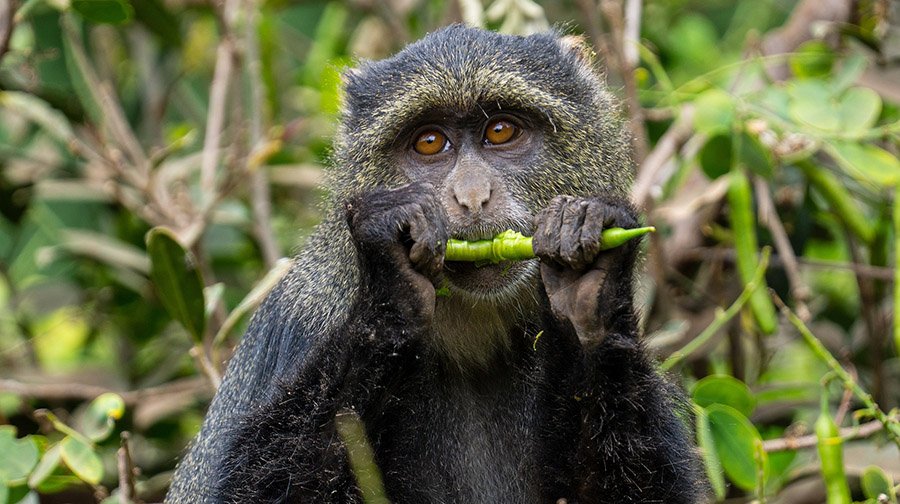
[453,185,492,215]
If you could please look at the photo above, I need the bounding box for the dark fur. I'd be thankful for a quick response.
[166,26,703,503]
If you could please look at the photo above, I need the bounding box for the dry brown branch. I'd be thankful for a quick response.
[246,5,280,268]
[632,105,695,207]
[0,0,13,62]
[117,432,141,504]
[762,419,883,452]
[0,377,210,404]
[753,175,811,320]
[199,36,237,201]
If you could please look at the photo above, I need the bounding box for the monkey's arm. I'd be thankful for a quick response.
[533,196,702,504]
[214,183,446,503]
[214,297,427,503]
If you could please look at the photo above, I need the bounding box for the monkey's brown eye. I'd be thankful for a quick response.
[414,130,448,155]
[484,119,518,145]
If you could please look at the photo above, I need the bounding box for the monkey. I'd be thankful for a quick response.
[165,25,703,503]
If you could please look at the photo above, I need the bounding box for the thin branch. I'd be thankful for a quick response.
[117,432,141,504]
[199,36,236,201]
[632,105,694,207]
[0,0,13,63]
[245,4,280,268]
[753,175,811,320]
[622,0,641,68]
[762,419,884,452]
[0,377,210,404]
[775,296,900,448]
[661,248,771,370]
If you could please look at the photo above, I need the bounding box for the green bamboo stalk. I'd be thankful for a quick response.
[444,227,655,263]
[798,159,874,244]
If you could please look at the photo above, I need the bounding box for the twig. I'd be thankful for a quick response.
[599,0,648,162]
[845,231,886,405]
[631,105,694,206]
[680,247,896,282]
[752,175,811,320]
[762,419,884,452]
[0,0,13,62]
[245,5,280,268]
[661,248,771,370]
[775,296,900,448]
[622,0,641,68]
[199,36,236,202]
[0,377,210,404]
[574,0,612,65]
[117,432,141,504]
[189,344,222,389]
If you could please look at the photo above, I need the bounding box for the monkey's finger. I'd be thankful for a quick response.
[533,195,571,263]
[560,199,589,270]
[580,199,605,261]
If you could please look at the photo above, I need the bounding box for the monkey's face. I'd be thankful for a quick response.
[333,26,635,300]
[394,110,542,297]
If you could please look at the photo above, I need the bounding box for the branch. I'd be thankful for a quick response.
[775,297,900,448]
[631,105,695,207]
[762,419,884,453]
[0,0,12,63]
[661,248,771,370]
[0,377,210,404]
[117,432,141,504]
[753,175,810,320]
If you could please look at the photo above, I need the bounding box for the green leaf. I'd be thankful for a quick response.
[699,134,733,180]
[80,393,125,442]
[146,227,206,342]
[695,407,726,500]
[71,0,134,25]
[838,87,881,136]
[826,141,900,187]
[832,53,867,92]
[693,89,735,135]
[0,427,39,485]
[860,465,897,503]
[59,436,103,485]
[706,404,767,491]
[788,80,839,132]
[737,131,773,178]
[789,41,834,79]
[692,375,756,417]
[27,444,61,488]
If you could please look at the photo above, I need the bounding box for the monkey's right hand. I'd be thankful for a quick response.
[345,182,448,324]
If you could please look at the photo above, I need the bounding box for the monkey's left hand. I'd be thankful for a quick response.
[533,195,640,342]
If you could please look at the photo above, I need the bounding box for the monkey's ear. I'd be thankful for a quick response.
[558,34,594,65]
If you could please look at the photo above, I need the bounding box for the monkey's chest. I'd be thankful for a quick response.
[373,374,542,503]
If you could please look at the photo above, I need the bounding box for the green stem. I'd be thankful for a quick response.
[444,227,655,263]
[894,184,900,359]
[797,159,874,244]
[776,298,900,448]
[661,248,771,371]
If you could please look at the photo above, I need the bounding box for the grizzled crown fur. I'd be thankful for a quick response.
[329,25,634,212]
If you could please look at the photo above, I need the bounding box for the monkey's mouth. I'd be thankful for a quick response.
[443,259,533,295]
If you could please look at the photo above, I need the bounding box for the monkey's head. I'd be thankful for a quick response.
[332,25,633,300]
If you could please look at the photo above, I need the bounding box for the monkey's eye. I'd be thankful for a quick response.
[484,119,518,145]
[413,130,449,155]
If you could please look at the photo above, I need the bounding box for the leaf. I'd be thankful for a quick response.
[27,444,61,488]
[789,41,834,79]
[838,87,881,136]
[699,134,732,180]
[0,427,39,485]
[706,404,767,491]
[80,393,125,442]
[695,407,726,500]
[826,141,900,187]
[59,436,103,485]
[146,227,206,342]
[860,465,897,503]
[692,375,756,417]
[693,89,735,135]
[832,53,867,92]
[71,0,134,24]
[737,131,773,178]
[788,80,839,132]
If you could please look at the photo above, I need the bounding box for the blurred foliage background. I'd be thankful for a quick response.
[0,0,899,502]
